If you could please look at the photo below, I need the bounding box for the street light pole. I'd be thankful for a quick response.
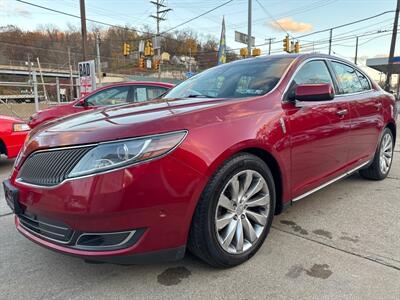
[247,0,252,57]
[354,36,359,65]
[385,0,400,92]
[96,34,102,86]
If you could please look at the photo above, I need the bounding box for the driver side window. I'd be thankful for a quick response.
[85,86,129,107]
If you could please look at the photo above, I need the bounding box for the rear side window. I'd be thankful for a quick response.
[293,60,333,85]
[131,87,168,102]
[356,70,371,91]
[331,62,363,94]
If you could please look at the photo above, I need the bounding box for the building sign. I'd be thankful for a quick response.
[78,60,96,98]
[234,31,255,47]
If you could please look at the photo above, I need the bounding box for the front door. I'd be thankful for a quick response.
[284,59,351,199]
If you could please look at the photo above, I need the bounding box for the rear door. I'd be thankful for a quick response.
[285,59,351,199]
[329,61,383,165]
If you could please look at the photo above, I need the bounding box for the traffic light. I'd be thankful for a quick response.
[139,57,144,68]
[240,48,248,57]
[144,40,154,57]
[283,36,290,53]
[252,48,261,56]
[123,42,130,56]
[294,41,300,53]
[153,59,160,70]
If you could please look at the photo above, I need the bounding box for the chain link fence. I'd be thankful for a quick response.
[0,71,77,121]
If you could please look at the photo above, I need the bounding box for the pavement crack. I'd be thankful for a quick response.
[272,226,400,272]
[0,212,13,218]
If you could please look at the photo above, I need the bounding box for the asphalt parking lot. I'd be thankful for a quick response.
[0,128,399,299]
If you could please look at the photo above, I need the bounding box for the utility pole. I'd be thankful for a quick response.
[96,33,102,86]
[80,0,87,61]
[265,38,275,55]
[247,0,252,57]
[385,0,400,92]
[150,0,171,79]
[328,28,333,55]
[354,36,359,65]
[68,47,74,100]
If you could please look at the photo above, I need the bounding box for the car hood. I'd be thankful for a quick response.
[0,115,24,123]
[25,97,236,152]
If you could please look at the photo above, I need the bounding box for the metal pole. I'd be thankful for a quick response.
[385,0,400,92]
[56,77,60,103]
[397,74,400,100]
[80,0,87,61]
[189,48,192,73]
[96,34,102,86]
[328,29,333,55]
[68,47,74,101]
[354,36,359,65]
[33,71,39,112]
[36,57,49,104]
[247,0,252,57]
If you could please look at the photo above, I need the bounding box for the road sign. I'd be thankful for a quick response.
[146,59,152,69]
[78,60,96,98]
[186,71,195,78]
[235,31,255,47]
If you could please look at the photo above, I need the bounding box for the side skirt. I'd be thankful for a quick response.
[291,160,371,203]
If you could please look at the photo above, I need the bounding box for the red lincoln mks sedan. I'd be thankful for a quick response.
[3,54,397,267]
[28,81,173,128]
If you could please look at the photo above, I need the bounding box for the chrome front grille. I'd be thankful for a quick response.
[19,212,74,244]
[17,146,93,186]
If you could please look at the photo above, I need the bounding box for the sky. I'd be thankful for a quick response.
[0,0,399,69]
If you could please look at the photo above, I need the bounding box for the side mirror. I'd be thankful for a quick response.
[295,83,334,102]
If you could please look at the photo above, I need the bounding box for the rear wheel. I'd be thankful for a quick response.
[360,127,394,180]
[188,153,275,267]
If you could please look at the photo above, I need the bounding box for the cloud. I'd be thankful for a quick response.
[0,0,32,18]
[267,17,312,33]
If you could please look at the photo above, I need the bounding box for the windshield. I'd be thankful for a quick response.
[163,56,294,99]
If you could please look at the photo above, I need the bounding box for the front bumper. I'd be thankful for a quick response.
[7,153,207,262]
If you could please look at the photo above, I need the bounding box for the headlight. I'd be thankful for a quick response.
[68,130,187,178]
[13,123,30,132]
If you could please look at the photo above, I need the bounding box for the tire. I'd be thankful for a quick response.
[188,153,276,268]
[359,127,394,180]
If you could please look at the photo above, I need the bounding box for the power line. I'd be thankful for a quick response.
[294,10,396,39]
[161,0,235,33]
[254,0,290,37]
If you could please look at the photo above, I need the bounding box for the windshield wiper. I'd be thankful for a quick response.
[187,94,216,98]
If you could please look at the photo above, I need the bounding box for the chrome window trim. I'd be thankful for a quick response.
[281,56,377,103]
[291,160,370,203]
[328,58,374,95]
[15,130,188,189]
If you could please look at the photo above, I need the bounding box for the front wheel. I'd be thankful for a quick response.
[360,127,394,180]
[188,153,275,267]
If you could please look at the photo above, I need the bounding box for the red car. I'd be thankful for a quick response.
[0,115,30,159]
[28,81,174,128]
[3,54,397,267]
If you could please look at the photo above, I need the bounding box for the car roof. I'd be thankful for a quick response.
[103,81,174,88]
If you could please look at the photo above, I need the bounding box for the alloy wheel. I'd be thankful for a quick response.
[379,133,393,175]
[215,170,270,254]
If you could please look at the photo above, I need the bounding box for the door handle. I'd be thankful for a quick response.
[336,109,348,116]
